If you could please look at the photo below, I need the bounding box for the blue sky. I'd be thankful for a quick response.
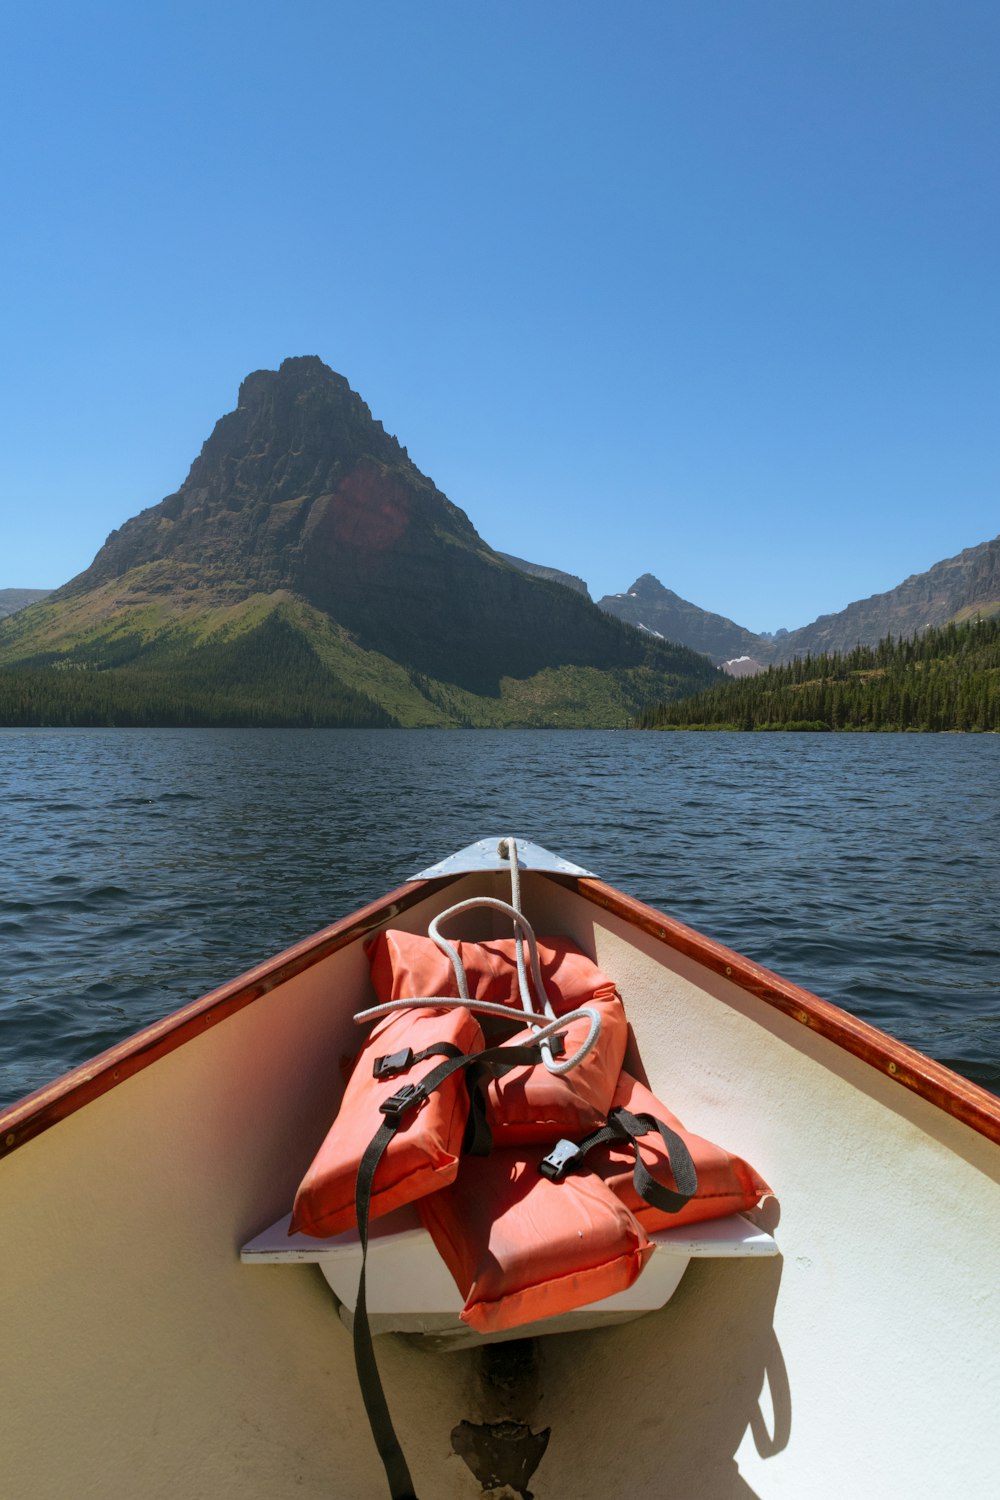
[1,1,997,633]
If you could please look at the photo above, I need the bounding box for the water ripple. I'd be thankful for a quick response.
[1,727,998,1107]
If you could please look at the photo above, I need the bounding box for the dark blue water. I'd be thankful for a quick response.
[1,728,998,1108]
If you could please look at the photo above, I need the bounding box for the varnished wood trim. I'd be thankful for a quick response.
[0,878,446,1159]
[5,866,997,1162]
[572,876,1000,1147]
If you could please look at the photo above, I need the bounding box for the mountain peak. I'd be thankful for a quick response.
[628,574,678,599]
[4,362,719,724]
[225,356,403,463]
[58,357,424,600]
[238,355,351,408]
[280,353,333,375]
[599,576,764,664]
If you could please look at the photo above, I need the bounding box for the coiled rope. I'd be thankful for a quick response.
[353,836,601,1075]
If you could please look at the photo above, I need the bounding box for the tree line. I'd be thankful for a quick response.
[0,614,395,728]
[637,616,1000,732]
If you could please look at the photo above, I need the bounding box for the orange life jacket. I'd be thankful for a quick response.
[289,1004,484,1238]
[572,1069,771,1231]
[368,928,627,1144]
[417,1142,653,1334]
[484,993,628,1146]
[417,1066,770,1335]
[368,928,618,1012]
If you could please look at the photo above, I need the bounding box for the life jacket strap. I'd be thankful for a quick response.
[372,1041,466,1080]
[353,1114,419,1500]
[539,1105,699,1215]
[351,1032,558,1500]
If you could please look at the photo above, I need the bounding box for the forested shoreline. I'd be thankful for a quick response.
[0,670,395,727]
[0,616,395,728]
[638,617,1000,732]
[4,615,998,732]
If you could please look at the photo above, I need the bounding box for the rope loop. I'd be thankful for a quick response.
[353,836,603,1076]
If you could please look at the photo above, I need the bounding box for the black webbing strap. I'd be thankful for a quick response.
[354,1116,417,1499]
[351,1034,554,1500]
[376,1026,567,1155]
[461,1029,567,1157]
[539,1105,699,1214]
[461,1060,495,1158]
[372,1041,465,1080]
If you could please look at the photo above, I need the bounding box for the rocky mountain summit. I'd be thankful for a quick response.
[63,359,422,604]
[597,575,765,666]
[0,358,716,727]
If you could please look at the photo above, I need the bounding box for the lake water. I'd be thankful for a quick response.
[1,728,998,1109]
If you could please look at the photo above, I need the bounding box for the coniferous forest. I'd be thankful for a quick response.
[637,617,1000,732]
[0,615,395,728]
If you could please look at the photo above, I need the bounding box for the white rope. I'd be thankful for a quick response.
[352,835,603,1076]
[354,996,559,1030]
[352,997,602,1068]
[503,838,533,1017]
[428,899,547,1007]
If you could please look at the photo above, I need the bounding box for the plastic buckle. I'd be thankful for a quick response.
[538,1138,581,1181]
[545,1033,566,1059]
[373,1048,414,1080]
[379,1083,423,1119]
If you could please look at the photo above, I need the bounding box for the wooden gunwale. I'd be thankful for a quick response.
[573,875,1000,1147]
[0,876,446,1161]
[3,864,998,1163]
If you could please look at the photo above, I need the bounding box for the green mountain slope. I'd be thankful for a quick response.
[0,585,706,728]
[638,617,1000,732]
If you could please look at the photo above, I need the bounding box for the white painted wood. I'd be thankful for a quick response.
[241,1207,777,1268]
[240,1206,778,1340]
[654,1214,780,1257]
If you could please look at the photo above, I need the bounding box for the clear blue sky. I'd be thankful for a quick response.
[1,1,997,633]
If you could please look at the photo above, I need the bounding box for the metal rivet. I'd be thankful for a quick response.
[112,1070,120,1081]
[888,1062,897,1075]
[725,966,732,976]
[5,1133,14,1147]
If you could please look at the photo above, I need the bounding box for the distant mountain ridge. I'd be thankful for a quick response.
[592,537,1000,669]
[497,553,591,598]
[0,358,717,727]
[769,536,1000,660]
[0,589,49,621]
[639,615,1000,733]
[596,575,764,667]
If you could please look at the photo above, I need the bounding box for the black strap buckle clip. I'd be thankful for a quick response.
[372,1048,414,1080]
[542,1032,566,1059]
[538,1137,581,1181]
[379,1082,424,1120]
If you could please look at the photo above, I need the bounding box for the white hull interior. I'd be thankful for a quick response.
[2,867,998,1499]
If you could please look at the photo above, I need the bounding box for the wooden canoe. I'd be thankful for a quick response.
[2,838,998,1499]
